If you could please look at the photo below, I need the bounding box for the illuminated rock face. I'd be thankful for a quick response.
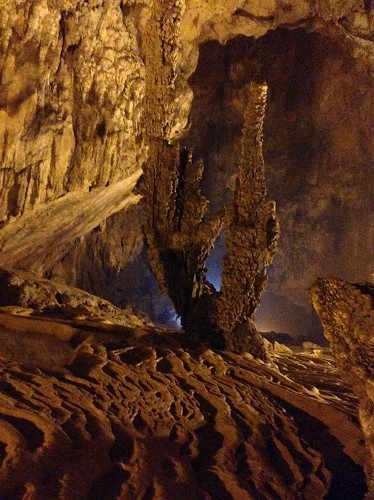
[0,1,373,321]
[0,2,373,497]
[0,1,149,222]
[311,277,374,494]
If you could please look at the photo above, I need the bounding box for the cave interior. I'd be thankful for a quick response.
[0,1,373,498]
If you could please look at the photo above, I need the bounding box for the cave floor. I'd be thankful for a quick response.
[0,306,367,499]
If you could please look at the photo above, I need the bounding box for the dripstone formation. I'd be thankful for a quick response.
[0,0,373,497]
[142,80,278,353]
[216,83,278,353]
[0,1,372,326]
[140,0,278,353]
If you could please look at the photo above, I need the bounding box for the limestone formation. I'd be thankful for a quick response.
[140,0,221,330]
[0,0,148,223]
[0,1,373,498]
[310,277,374,494]
[185,28,374,338]
[141,143,224,321]
[217,82,278,352]
[0,1,372,324]
[0,171,141,272]
[0,268,149,327]
[142,77,278,354]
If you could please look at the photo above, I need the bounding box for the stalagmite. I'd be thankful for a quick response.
[142,31,278,354]
[0,1,372,496]
[216,83,279,353]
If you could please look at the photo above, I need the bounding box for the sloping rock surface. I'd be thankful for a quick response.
[311,277,374,495]
[0,268,149,327]
[0,274,367,499]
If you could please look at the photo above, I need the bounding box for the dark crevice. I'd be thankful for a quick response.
[271,398,367,499]
[109,421,134,463]
[197,470,233,499]
[0,414,44,451]
[191,423,224,470]
[233,9,275,23]
[89,464,130,499]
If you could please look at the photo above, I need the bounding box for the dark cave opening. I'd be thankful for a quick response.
[205,231,225,292]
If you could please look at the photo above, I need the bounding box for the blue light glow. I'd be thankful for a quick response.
[206,232,225,291]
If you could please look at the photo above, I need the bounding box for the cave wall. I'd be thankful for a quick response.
[0,0,150,222]
[0,0,373,326]
[48,206,144,305]
[185,29,374,336]
[311,277,374,492]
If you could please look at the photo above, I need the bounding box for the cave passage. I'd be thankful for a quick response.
[184,27,374,342]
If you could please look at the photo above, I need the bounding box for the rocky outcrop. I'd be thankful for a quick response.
[0,171,141,273]
[0,0,149,223]
[0,278,368,498]
[310,277,374,495]
[44,205,144,305]
[0,268,149,327]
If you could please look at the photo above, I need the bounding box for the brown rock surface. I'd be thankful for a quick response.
[45,205,144,306]
[310,277,374,494]
[0,268,149,327]
[216,82,278,352]
[185,27,374,336]
[0,278,368,498]
[0,0,148,222]
[0,171,141,272]
[0,2,373,497]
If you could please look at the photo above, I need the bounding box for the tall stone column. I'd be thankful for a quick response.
[141,2,278,355]
[216,83,279,353]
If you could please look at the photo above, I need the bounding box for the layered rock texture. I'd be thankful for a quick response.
[0,273,368,498]
[311,277,374,495]
[0,1,373,330]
